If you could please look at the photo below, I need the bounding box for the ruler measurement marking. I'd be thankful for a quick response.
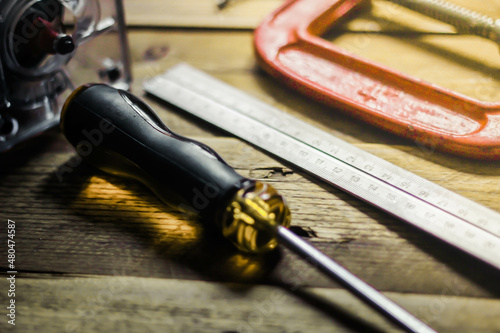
[144,64,500,269]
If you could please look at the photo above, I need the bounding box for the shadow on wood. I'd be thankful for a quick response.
[42,154,283,284]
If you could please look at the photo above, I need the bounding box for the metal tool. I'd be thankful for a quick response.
[253,0,500,159]
[0,0,131,152]
[387,0,500,45]
[61,83,435,333]
[143,63,500,271]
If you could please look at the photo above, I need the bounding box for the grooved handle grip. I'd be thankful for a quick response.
[60,84,251,220]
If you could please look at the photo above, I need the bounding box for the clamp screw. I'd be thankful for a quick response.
[388,0,500,45]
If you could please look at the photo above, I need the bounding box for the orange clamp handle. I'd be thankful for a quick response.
[254,0,500,159]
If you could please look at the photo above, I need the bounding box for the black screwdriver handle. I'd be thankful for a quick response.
[60,84,291,252]
[61,84,252,219]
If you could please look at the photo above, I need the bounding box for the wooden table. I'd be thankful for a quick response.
[2,0,500,332]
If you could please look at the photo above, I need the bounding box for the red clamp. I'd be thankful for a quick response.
[254,0,500,159]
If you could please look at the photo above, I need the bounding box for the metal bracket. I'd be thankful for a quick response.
[254,0,500,159]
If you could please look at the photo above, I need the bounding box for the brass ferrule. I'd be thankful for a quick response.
[221,181,291,253]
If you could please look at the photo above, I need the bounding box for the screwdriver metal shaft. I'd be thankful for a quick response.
[61,84,435,333]
[278,226,435,333]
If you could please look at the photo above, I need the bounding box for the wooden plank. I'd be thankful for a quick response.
[122,0,500,30]
[123,0,285,29]
[1,275,499,332]
[1,137,500,297]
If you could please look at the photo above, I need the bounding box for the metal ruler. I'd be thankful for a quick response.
[144,63,500,270]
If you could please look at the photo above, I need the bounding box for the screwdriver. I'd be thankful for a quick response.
[60,84,435,333]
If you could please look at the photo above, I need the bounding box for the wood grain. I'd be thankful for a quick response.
[122,0,500,30]
[1,275,499,333]
[123,0,284,29]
